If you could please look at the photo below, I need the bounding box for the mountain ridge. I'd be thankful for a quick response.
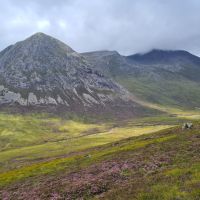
[0,32,154,118]
[83,48,200,108]
[1,32,200,115]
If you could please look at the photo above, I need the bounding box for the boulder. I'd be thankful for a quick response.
[182,123,193,130]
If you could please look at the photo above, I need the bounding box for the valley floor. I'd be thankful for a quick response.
[0,111,200,199]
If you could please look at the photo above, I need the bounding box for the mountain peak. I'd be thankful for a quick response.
[132,49,190,57]
[27,32,56,41]
[25,32,71,47]
[147,49,192,55]
[0,32,144,118]
[127,48,200,65]
[31,32,48,37]
[7,32,76,59]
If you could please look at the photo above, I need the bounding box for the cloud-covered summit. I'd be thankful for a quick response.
[0,0,200,55]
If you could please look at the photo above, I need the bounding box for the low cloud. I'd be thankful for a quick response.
[0,0,200,55]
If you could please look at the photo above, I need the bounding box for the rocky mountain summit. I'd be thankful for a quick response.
[0,33,148,117]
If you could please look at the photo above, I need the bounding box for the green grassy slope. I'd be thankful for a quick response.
[1,112,200,199]
[0,113,176,174]
[100,124,200,200]
[116,75,200,109]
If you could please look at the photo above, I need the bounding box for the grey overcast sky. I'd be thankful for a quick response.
[0,0,200,55]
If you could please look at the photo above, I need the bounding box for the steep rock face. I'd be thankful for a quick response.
[0,33,148,117]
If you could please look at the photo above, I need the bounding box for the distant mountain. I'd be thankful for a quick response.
[83,49,200,109]
[0,33,152,118]
[128,49,200,81]
[82,50,139,78]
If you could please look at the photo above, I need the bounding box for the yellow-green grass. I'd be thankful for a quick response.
[136,160,200,200]
[131,96,200,120]
[2,114,200,199]
[0,132,176,187]
[0,113,109,152]
[98,123,200,200]
[0,110,182,191]
[0,114,171,172]
[0,112,176,184]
